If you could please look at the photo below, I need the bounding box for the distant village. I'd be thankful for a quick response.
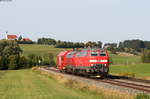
[4,32,32,42]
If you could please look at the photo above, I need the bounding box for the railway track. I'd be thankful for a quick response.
[43,67,150,93]
[99,79,150,93]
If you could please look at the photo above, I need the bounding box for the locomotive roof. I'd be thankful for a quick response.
[57,51,69,56]
[78,48,105,51]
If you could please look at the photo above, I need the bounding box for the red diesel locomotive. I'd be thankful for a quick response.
[57,48,110,77]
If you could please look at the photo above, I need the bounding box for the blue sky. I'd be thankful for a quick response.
[0,0,150,43]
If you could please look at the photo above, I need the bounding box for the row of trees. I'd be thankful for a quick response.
[55,41,102,48]
[37,38,102,48]
[0,40,55,70]
[141,49,150,63]
[37,38,56,45]
[118,40,150,51]
[103,40,150,55]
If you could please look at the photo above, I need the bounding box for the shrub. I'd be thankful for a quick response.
[141,49,150,63]
[8,55,19,70]
[28,54,39,67]
[49,53,56,66]
[42,56,50,65]
[18,56,28,69]
[0,56,5,70]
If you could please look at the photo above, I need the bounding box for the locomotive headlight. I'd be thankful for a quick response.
[100,60,108,62]
[90,60,108,62]
[89,60,97,62]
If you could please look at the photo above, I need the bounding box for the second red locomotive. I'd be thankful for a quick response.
[57,48,110,78]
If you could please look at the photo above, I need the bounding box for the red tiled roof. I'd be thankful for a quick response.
[7,35,18,39]
[23,38,32,41]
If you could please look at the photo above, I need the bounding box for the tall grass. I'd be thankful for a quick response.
[0,69,106,99]
[33,67,134,99]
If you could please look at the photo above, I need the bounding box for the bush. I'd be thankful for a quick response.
[8,55,19,70]
[141,49,150,63]
[0,56,5,70]
[18,56,28,69]
[41,53,56,66]
[0,40,22,70]
[42,56,50,65]
[28,54,39,67]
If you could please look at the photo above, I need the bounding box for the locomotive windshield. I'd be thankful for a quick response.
[91,52,98,56]
[100,52,106,56]
[100,53,106,56]
[66,51,76,58]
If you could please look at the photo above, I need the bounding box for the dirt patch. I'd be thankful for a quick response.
[117,52,135,57]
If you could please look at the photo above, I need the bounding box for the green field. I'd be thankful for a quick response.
[0,69,104,99]
[20,44,68,57]
[110,54,141,65]
[110,64,150,77]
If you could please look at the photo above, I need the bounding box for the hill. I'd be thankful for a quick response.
[20,44,68,57]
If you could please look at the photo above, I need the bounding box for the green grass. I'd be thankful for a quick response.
[0,69,104,99]
[110,63,150,77]
[110,54,141,65]
[20,44,68,57]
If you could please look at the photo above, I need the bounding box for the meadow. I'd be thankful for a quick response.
[109,54,141,65]
[20,44,67,57]
[110,64,150,77]
[0,69,105,99]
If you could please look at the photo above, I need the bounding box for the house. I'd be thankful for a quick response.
[6,35,18,40]
[22,38,32,41]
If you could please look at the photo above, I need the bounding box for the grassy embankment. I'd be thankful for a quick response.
[20,44,150,77]
[0,69,106,99]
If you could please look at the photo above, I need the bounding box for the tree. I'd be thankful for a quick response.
[8,55,19,70]
[141,49,150,63]
[0,40,22,70]
[97,41,102,48]
[144,41,150,50]
[18,56,28,68]
[119,40,145,52]
[28,54,39,67]
[0,56,5,70]
[38,38,56,45]
[85,41,97,47]
[18,35,22,41]
[49,53,56,66]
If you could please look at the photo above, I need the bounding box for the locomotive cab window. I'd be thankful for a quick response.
[66,51,76,58]
[100,52,106,56]
[76,51,87,57]
[91,52,98,56]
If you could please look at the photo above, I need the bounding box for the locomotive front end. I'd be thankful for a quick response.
[89,49,109,77]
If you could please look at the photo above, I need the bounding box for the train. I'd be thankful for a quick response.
[57,48,110,78]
